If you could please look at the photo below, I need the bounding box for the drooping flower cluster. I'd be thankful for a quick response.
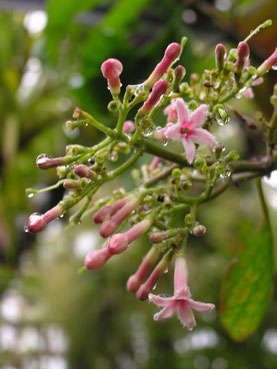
[25,21,277,330]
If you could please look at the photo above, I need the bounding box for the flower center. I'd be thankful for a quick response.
[181,127,190,137]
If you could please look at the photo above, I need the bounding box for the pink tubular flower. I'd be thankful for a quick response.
[28,204,64,233]
[123,120,135,133]
[85,247,112,270]
[149,256,215,329]
[149,156,162,170]
[236,42,250,74]
[100,194,140,237]
[127,246,160,293]
[93,196,129,224]
[108,219,152,255]
[153,98,217,164]
[74,164,95,179]
[163,99,178,122]
[138,80,168,118]
[101,58,123,95]
[145,43,182,88]
[215,43,226,71]
[257,47,277,75]
[36,155,64,169]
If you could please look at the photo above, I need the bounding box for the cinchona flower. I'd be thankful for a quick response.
[153,98,217,164]
[149,256,215,329]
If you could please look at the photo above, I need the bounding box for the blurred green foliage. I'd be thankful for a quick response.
[0,1,277,369]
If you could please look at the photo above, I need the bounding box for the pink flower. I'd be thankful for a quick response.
[123,120,135,133]
[101,58,123,95]
[153,98,217,164]
[257,47,277,75]
[163,99,177,122]
[149,256,215,329]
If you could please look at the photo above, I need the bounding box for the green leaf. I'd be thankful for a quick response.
[220,223,274,341]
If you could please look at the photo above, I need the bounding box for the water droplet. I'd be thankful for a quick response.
[85,123,88,127]
[153,284,157,290]
[164,268,168,274]
[36,153,52,166]
[215,108,229,126]
[27,193,34,198]
[108,152,118,162]
[88,157,95,164]
[220,170,231,179]
[187,326,194,331]
[272,64,277,71]
[153,315,159,321]
[24,226,29,233]
[163,140,169,147]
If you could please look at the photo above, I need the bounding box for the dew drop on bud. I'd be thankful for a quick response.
[153,315,159,321]
[164,268,168,274]
[163,140,169,147]
[153,283,157,290]
[27,193,34,198]
[272,65,277,71]
[36,153,52,166]
[24,226,29,233]
[187,326,194,331]
[215,108,229,126]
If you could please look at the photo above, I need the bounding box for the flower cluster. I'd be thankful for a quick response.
[26,21,277,329]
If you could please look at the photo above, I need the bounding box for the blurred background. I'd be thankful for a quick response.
[0,0,277,368]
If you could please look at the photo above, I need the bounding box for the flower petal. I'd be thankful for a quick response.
[182,138,196,164]
[187,299,215,312]
[149,293,175,307]
[164,122,182,140]
[176,98,189,125]
[252,77,263,86]
[243,88,254,99]
[175,286,191,300]
[153,301,177,320]
[189,128,217,147]
[189,104,209,128]
[177,302,196,328]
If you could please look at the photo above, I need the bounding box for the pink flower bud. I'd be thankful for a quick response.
[136,254,170,300]
[145,43,182,88]
[73,107,82,119]
[138,80,168,118]
[150,230,170,243]
[174,65,186,83]
[192,224,206,236]
[174,255,188,295]
[36,154,64,170]
[74,164,95,179]
[236,42,250,74]
[215,43,226,71]
[27,204,64,233]
[100,195,140,237]
[149,156,162,170]
[101,58,123,95]
[93,197,129,224]
[127,246,160,293]
[108,219,152,255]
[257,47,277,75]
[85,247,112,270]
[28,213,47,233]
[123,120,135,133]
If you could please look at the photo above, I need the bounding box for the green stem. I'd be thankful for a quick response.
[267,108,277,154]
[107,149,142,180]
[116,105,129,135]
[82,111,115,137]
[256,177,271,228]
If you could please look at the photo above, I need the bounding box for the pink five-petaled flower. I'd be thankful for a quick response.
[153,98,217,164]
[149,256,215,329]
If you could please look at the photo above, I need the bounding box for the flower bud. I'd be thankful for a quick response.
[73,107,82,119]
[127,246,160,293]
[36,154,64,170]
[108,219,152,254]
[123,120,135,133]
[74,164,95,179]
[137,80,168,118]
[101,58,123,95]
[100,195,140,237]
[150,231,170,243]
[85,248,112,270]
[136,250,173,300]
[257,47,277,75]
[149,156,162,170]
[215,44,226,71]
[27,204,64,233]
[192,225,206,236]
[173,65,186,90]
[108,100,120,112]
[236,42,250,75]
[144,43,182,88]
[93,196,129,224]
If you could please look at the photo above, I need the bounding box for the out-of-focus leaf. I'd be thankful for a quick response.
[220,223,274,341]
[82,0,151,79]
[46,0,100,59]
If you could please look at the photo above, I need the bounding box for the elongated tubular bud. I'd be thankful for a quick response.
[74,164,95,179]
[123,120,135,133]
[215,44,226,71]
[236,42,250,74]
[85,248,112,270]
[149,156,162,170]
[127,246,160,293]
[101,58,123,95]
[257,47,277,75]
[136,250,174,300]
[137,80,168,118]
[100,195,140,237]
[36,156,64,169]
[173,65,186,89]
[145,43,182,88]
[28,204,64,233]
[93,196,130,224]
[150,230,170,243]
[108,219,152,255]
